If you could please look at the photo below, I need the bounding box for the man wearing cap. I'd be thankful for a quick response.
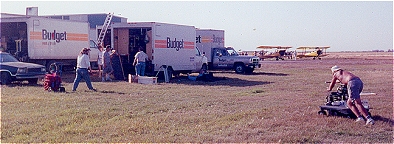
[102,45,114,82]
[72,47,96,91]
[327,65,374,125]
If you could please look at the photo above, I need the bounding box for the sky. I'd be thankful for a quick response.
[1,1,393,52]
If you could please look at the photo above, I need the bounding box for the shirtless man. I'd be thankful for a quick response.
[327,65,375,125]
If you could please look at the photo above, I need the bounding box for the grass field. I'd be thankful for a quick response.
[1,52,393,143]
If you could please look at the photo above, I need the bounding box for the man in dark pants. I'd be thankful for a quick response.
[72,48,96,91]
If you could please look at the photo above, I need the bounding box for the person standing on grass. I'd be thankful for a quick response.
[72,48,96,91]
[133,47,148,76]
[102,45,114,82]
[202,52,208,71]
[97,45,105,78]
[327,65,374,125]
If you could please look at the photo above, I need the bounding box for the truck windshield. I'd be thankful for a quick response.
[90,40,98,49]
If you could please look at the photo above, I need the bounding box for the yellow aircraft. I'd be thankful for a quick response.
[296,46,330,60]
[256,45,292,60]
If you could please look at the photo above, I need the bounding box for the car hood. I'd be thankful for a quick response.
[1,62,45,68]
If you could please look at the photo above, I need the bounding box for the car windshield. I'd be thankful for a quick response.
[0,53,19,63]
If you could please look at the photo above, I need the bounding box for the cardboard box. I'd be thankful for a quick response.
[137,76,157,84]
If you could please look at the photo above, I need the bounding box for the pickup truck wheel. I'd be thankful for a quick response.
[234,64,245,74]
[1,72,11,85]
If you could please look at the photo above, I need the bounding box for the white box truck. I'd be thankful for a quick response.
[105,22,203,78]
[196,29,260,74]
[0,14,99,70]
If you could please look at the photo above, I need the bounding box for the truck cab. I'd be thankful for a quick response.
[211,47,260,74]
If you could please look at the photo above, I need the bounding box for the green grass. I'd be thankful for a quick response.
[1,54,393,143]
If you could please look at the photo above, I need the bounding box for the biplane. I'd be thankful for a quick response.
[256,45,292,60]
[296,46,330,60]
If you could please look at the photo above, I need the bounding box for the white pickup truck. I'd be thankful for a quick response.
[196,29,260,74]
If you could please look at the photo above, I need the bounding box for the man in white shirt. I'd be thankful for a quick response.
[133,47,149,76]
[72,48,96,91]
[97,45,104,78]
[202,52,208,71]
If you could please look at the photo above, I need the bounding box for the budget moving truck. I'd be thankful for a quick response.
[195,29,260,74]
[104,22,203,78]
[0,13,99,70]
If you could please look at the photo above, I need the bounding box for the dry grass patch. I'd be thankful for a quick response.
[1,52,393,143]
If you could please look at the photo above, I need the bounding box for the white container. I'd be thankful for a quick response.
[128,74,138,83]
[138,76,157,84]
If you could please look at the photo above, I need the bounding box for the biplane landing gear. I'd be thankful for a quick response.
[313,57,321,60]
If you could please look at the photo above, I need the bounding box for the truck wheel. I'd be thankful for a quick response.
[1,72,12,85]
[234,64,245,74]
[46,60,57,72]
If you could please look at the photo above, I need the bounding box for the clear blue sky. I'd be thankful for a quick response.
[1,1,393,52]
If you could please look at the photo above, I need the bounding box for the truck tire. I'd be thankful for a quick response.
[234,64,245,74]
[46,60,57,72]
[1,72,12,85]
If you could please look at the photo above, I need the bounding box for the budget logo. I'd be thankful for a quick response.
[42,29,67,43]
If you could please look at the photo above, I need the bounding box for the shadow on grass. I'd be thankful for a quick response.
[372,115,394,126]
[171,75,273,87]
[211,71,289,76]
[249,71,289,76]
[3,82,43,88]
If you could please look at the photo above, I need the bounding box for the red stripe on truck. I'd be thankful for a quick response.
[155,40,195,49]
[29,31,88,41]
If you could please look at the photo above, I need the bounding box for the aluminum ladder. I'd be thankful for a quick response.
[97,13,114,46]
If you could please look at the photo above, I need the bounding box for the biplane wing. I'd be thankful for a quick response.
[257,45,292,49]
[297,46,330,50]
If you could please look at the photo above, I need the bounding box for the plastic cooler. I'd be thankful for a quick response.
[138,76,157,84]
